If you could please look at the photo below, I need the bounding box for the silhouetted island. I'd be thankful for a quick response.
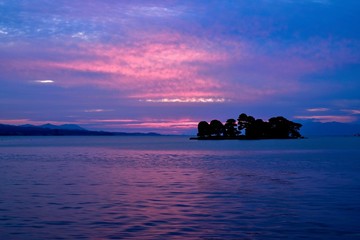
[191,113,303,140]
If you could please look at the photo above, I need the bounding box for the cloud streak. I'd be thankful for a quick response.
[294,115,358,123]
[306,108,329,112]
[34,80,54,84]
[142,98,227,103]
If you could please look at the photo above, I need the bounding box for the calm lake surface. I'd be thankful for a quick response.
[0,136,359,239]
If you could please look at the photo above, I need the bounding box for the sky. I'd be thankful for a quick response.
[0,0,359,134]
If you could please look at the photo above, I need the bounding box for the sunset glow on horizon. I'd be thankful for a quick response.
[1,0,359,133]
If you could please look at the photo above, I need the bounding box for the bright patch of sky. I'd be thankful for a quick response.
[0,0,359,133]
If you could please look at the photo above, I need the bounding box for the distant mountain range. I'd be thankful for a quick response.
[20,123,87,131]
[0,123,161,136]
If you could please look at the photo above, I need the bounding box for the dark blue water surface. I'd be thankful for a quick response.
[0,136,359,239]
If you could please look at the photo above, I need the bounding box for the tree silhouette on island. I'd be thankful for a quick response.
[193,113,303,140]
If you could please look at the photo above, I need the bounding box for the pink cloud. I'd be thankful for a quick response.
[2,34,358,105]
[33,38,228,99]
[89,119,138,123]
[85,118,199,134]
[121,120,198,129]
[350,110,360,114]
[0,119,33,125]
[342,109,360,115]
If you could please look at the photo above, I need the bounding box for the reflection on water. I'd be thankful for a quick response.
[0,136,359,239]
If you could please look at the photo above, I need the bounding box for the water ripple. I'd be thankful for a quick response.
[0,136,359,239]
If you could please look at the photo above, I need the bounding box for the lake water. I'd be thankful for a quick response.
[0,136,359,239]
